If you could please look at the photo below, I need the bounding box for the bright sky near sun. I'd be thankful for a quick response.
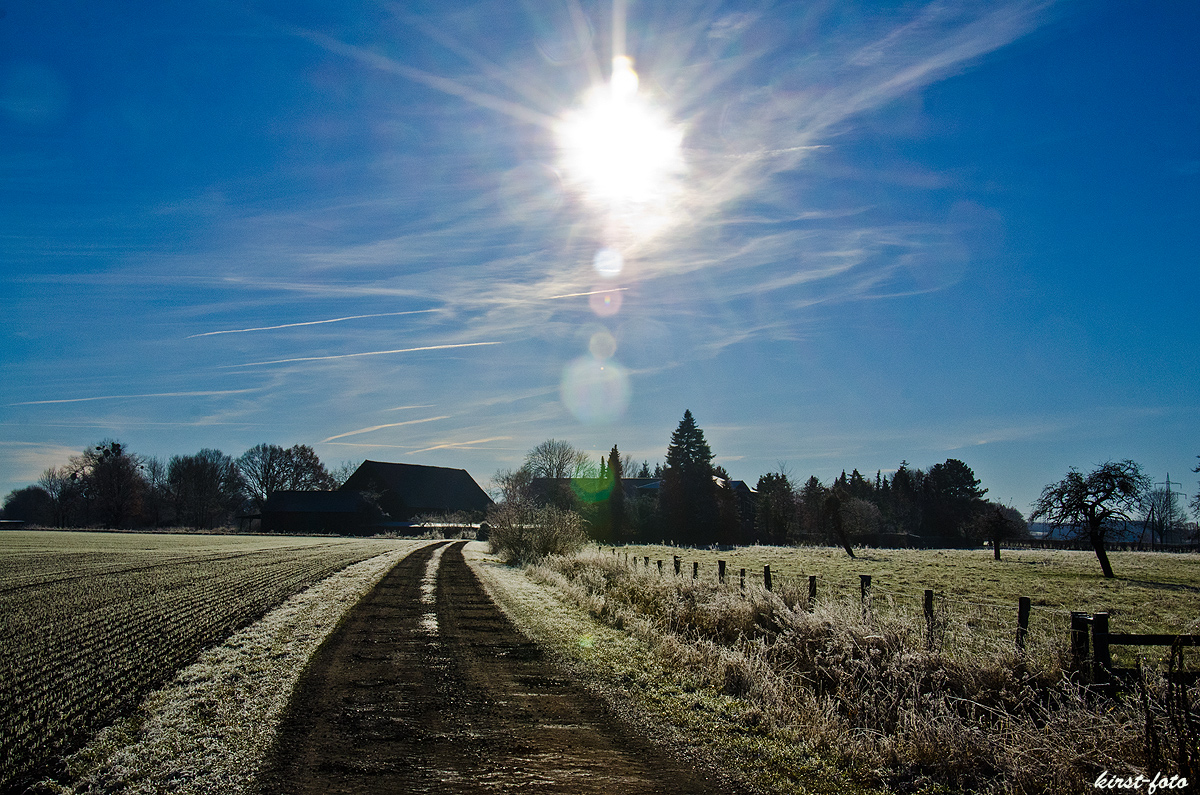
[1,0,1197,515]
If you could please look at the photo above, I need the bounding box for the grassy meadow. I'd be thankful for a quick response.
[611,543,1200,635]
[476,542,1200,794]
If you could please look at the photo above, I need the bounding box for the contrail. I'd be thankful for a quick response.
[321,416,450,443]
[545,287,628,300]
[8,388,260,406]
[406,436,514,454]
[187,310,438,338]
[223,341,503,368]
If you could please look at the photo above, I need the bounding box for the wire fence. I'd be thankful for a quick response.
[594,547,1179,670]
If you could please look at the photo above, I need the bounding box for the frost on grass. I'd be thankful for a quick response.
[40,542,429,795]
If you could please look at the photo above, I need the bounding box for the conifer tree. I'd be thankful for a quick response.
[659,410,720,545]
[607,445,625,542]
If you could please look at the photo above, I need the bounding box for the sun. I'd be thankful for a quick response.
[555,56,684,212]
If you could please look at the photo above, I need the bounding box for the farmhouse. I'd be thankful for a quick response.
[338,460,493,523]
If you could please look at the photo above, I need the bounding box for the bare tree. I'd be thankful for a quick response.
[38,466,77,527]
[1030,460,1149,578]
[237,443,336,511]
[841,497,883,539]
[142,456,171,527]
[329,460,362,489]
[1143,486,1187,546]
[523,439,592,479]
[79,440,145,529]
[1192,455,1200,519]
[237,443,290,511]
[282,444,336,490]
[491,466,535,505]
[169,449,245,530]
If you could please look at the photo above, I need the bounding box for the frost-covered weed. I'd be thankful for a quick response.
[530,550,1196,794]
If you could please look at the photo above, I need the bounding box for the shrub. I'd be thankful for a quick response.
[487,503,587,565]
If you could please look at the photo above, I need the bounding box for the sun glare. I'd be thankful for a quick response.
[555,56,684,213]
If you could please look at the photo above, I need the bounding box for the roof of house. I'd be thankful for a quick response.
[339,461,493,515]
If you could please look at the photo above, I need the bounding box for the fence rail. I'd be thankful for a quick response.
[1071,611,1200,694]
[1003,539,1200,553]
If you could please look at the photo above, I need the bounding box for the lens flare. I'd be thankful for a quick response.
[588,289,623,317]
[593,246,623,277]
[588,328,617,359]
[560,355,630,424]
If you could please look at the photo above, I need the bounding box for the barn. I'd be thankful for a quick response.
[260,490,382,535]
[338,460,493,523]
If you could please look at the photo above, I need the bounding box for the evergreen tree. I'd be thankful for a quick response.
[658,410,721,545]
[797,476,828,540]
[923,458,988,540]
[755,471,796,546]
[607,445,626,542]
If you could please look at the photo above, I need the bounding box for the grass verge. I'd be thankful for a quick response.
[464,541,877,795]
[470,544,1200,794]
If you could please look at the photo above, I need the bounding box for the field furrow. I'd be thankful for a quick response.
[0,531,409,792]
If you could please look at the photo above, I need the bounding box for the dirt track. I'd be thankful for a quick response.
[258,541,732,794]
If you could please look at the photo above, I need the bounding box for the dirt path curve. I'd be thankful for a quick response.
[258,541,734,794]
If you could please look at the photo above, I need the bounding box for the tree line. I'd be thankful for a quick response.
[493,411,1200,577]
[494,410,1025,550]
[1,441,358,530]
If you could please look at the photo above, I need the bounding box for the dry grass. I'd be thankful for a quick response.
[520,548,1199,794]
[611,544,1200,630]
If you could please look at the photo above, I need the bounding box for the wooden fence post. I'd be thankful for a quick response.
[740,568,746,590]
[860,575,872,619]
[924,589,935,651]
[1092,611,1112,694]
[1016,596,1031,655]
[764,565,772,592]
[808,575,817,610]
[674,556,680,576]
[719,560,726,584]
[1070,612,1090,679]
[693,561,698,580]
[644,556,649,568]
[657,560,663,575]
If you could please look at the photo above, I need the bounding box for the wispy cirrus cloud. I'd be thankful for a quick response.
[221,341,504,369]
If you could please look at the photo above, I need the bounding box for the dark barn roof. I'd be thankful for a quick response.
[339,461,493,521]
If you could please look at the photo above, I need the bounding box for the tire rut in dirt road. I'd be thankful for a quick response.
[259,541,734,794]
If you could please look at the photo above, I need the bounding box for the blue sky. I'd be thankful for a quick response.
[1,0,1197,516]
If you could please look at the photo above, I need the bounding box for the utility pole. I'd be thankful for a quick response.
[1153,472,1185,546]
